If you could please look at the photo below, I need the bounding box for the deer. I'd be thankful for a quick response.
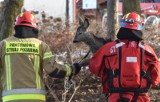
[73,18,111,67]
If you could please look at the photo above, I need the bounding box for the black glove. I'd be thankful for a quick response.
[72,63,81,75]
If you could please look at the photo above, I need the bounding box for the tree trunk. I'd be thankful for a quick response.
[0,0,24,40]
[107,0,119,41]
[123,0,141,15]
[0,0,23,101]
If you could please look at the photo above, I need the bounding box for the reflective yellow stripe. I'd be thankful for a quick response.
[2,94,45,102]
[43,52,53,59]
[65,64,72,77]
[5,55,12,90]
[5,42,40,54]
[34,55,41,89]
[125,13,130,19]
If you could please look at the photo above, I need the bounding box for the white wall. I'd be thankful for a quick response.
[23,0,74,22]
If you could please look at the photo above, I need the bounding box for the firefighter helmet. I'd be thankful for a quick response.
[15,11,37,29]
[120,12,143,30]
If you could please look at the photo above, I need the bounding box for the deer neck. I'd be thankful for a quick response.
[82,33,96,45]
[83,33,102,53]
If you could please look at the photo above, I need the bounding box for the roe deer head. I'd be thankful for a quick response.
[73,18,110,54]
[73,18,111,66]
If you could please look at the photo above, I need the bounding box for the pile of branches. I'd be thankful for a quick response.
[143,16,160,57]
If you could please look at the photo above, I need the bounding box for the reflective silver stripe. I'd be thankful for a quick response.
[139,43,145,49]
[2,88,46,96]
[116,42,125,48]
[139,43,151,53]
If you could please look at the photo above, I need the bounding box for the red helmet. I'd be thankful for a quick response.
[120,12,143,30]
[15,11,37,29]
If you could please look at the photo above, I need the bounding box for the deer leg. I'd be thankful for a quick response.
[79,58,91,67]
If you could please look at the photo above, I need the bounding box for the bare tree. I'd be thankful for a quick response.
[107,0,119,41]
[0,0,24,40]
[123,0,141,15]
[107,0,141,41]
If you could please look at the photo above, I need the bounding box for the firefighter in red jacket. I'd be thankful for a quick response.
[89,12,159,102]
[0,11,81,102]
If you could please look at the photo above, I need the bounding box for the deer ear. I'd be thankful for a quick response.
[84,18,89,29]
[79,17,84,26]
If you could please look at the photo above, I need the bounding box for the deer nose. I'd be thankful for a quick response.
[73,39,79,43]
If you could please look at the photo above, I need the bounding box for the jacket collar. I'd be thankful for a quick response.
[117,28,143,41]
[14,26,38,38]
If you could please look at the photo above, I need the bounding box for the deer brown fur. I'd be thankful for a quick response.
[73,18,111,67]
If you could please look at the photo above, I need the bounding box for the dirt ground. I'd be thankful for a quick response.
[46,71,160,102]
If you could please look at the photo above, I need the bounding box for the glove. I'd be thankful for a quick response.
[71,63,81,75]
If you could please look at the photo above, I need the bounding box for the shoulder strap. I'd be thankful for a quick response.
[116,40,123,99]
[139,42,144,88]
[116,40,122,88]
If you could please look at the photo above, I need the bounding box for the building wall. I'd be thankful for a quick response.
[23,0,74,22]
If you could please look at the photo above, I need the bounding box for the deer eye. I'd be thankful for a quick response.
[78,32,82,35]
